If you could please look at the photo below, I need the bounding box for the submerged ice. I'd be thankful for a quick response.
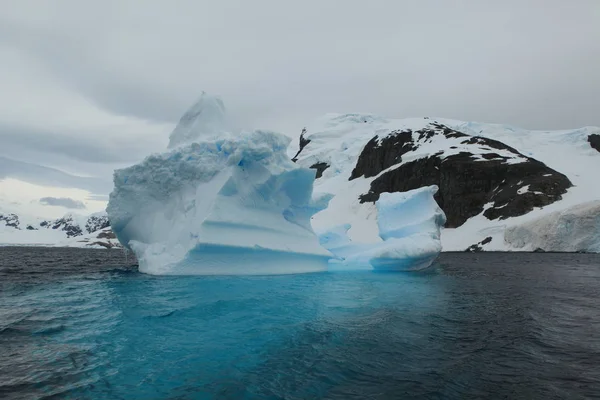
[108,93,447,275]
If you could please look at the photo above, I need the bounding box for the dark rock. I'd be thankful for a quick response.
[309,162,330,179]
[0,213,20,229]
[533,247,546,253]
[360,151,571,228]
[350,124,472,181]
[480,153,507,161]
[481,236,493,245]
[49,216,83,238]
[39,214,109,238]
[460,136,521,156]
[350,131,416,180]
[589,134,600,153]
[292,128,311,162]
[431,123,469,139]
[26,225,37,231]
[465,244,483,252]
[97,230,116,239]
[85,215,110,233]
[465,236,493,252]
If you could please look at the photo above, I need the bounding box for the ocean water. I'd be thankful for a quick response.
[1,248,599,400]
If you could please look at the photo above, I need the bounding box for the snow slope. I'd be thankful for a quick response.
[0,208,113,247]
[293,114,600,252]
[442,121,600,251]
[108,96,331,275]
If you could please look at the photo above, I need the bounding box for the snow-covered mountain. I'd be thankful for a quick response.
[292,114,600,252]
[0,209,116,248]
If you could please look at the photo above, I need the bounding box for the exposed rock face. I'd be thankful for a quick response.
[354,124,571,228]
[589,134,600,153]
[309,162,330,179]
[465,236,493,252]
[47,216,84,238]
[350,123,467,180]
[40,214,110,238]
[291,129,310,162]
[85,214,110,233]
[0,213,20,229]
[65,227,121,249]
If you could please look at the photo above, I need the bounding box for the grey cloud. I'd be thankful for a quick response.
[40,197,85,209]
[0,0,599,176]
[0,156,112,194]
[0,124,165,164]
[87,194,109,201]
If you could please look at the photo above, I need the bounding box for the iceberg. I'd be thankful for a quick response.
[319,186,447,271]
[107,95,331,275]
[167,92,228,149]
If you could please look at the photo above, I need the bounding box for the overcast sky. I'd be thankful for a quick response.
[1,0,599,215]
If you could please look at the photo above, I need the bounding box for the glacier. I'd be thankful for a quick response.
[107,97,332,275]
[319,186,446,271]
[504,200,600,253]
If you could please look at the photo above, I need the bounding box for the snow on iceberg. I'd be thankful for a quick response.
[107,96,331,275]
[319,186,447,271]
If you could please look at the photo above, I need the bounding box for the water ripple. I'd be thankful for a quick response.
[1,249,600,399]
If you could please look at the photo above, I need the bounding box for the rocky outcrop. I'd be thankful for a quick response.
[39,213,110,238]
[355,124,571,228]
[85,214,110,233]
[59,227,122,249]
[350,123,467,180]
[44,216,84,238]
[465,237,493,252]
[309,162,330,179]
[0,213,20,229]
[589,134,600,153]
[291,129,310,162]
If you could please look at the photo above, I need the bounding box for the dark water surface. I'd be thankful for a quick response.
[1,248,599,399]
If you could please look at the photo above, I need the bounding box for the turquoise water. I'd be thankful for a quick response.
[1,248,599,399]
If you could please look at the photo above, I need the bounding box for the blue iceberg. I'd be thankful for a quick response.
[107,94,331,275]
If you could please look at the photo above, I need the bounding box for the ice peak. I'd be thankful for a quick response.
[168,92,228,149]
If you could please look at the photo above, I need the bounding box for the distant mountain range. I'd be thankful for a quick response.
[0,210,119,248]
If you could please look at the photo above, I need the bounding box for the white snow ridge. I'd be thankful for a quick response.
[108,95,333,275]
